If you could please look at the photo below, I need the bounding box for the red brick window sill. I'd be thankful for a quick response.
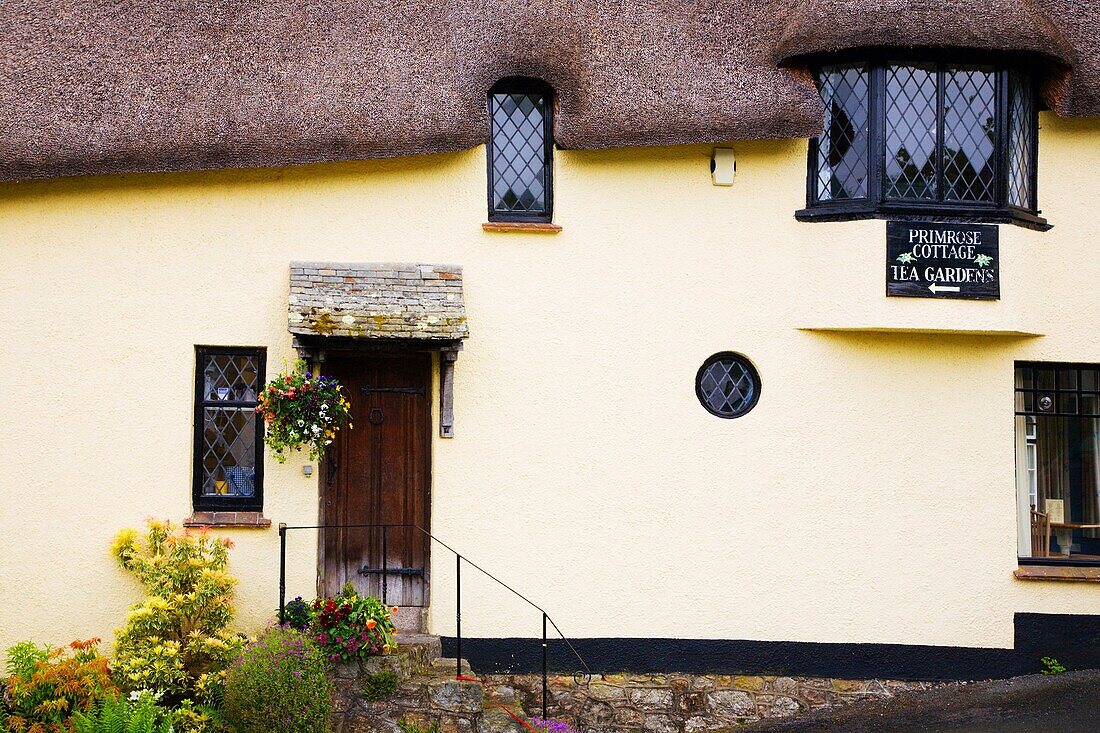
[183,511,272,529]
[1014,566,1100,583]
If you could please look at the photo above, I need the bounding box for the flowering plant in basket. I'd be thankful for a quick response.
[256,360,351,462]
[310,584,398,664]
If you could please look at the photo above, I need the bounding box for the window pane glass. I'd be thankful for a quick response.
[816,65,869,201]
[1008,71,1036,209]
[1059,369,1078,390]
[1023,416,1100,559]
[490,92,549,215]
[1083,369,1099,392]
[202,353,260,402]
[886,63,938,200]
[201,407,257,497]
[942,65,996,202]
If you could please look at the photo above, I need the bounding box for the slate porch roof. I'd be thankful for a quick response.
[288,263,469,341]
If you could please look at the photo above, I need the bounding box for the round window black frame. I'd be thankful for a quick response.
[695,352,761,419]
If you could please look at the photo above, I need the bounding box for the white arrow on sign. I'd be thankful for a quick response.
[928,283,961,294]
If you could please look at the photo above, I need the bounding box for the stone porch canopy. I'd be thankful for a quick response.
[288,262,468,437]
[288,262,468,341]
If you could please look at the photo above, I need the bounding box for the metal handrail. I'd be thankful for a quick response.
[278,522,592,718]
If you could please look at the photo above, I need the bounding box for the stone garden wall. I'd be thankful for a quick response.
[479,673,946,732]
[331,640,948,733]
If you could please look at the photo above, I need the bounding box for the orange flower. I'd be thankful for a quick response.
[366,620,377,630]
[382,644,390,653]
[391,606,399,614]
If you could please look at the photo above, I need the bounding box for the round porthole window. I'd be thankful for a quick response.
[696,352,761,419]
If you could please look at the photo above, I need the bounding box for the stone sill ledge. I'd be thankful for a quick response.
[1014,565,1100,582]
[183,511,272,529]
[482,221,562,233]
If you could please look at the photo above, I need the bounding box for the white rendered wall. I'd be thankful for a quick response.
[1,114,1098,653]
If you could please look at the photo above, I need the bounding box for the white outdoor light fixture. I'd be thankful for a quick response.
[711,147,736,186]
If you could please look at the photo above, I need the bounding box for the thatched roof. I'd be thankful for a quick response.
[776,0,1075,65]
[0,1,1097,182]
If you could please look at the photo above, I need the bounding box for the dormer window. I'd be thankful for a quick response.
[798,57,1045,230]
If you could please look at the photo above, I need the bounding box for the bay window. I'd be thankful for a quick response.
[801,57,1045,229]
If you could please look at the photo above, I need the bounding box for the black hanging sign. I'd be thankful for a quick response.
[886,222,999,300]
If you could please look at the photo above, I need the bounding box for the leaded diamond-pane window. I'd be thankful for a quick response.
[194,348,265,511]
[943,65,996,202]
[696,353,761,419]
[1008,71,1037,210]
[804,57,1043,229]
[816,65,870,201]
[886,63,938,200]
[488,79,553,222]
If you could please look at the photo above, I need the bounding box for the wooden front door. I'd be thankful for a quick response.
[321,353,430,606]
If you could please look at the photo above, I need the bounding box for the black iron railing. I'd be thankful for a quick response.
[278,523,591,718]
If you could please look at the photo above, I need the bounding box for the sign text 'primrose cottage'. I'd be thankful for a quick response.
[887,222,1000,300]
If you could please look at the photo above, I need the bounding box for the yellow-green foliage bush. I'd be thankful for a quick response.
[111,519,246,731]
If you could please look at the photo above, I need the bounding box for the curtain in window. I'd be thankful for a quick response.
[1036,417,1069,512]
[1083,418,1100,539]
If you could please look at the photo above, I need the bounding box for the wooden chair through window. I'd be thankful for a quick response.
[1030,509,1051,558]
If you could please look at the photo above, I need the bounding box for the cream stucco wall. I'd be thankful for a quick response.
[1,113,1098,655]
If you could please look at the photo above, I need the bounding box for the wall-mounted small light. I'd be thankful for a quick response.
[711,147,736,186]
[302,465,314,477]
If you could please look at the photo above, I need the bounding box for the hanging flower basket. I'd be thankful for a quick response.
[256,361,352,463]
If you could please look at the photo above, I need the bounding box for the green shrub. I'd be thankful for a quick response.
[3,638,117,732]
[281,597,311,631]
[71,692,173,733]
[111,518,246,731]
[223,627,333,733]
[1040,656,1067,675]
[360,669,399,701]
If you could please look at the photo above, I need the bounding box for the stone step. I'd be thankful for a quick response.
[392,605,428,633]
[431,656,474,677]
[332,634,443,681]
[398,633,443,666]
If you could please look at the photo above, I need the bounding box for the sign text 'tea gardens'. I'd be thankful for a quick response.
[886,222,999,300]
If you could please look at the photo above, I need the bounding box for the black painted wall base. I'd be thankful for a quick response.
[442,613,1100,681]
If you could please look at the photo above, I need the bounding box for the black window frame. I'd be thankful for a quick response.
[798,50,1047,231]
[695,352,762,419]
[1015,361,1100,567]
[487,77,555,224]
[193,346,266,513]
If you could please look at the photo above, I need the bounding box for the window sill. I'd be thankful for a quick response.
[482,221,562,233]
[184,511,272,529]
[1014,565,1100,583]
[795,205,1051,232]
